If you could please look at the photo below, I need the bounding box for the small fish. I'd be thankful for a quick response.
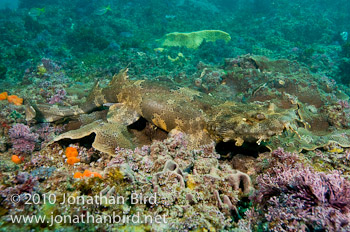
[94,5,111,16]
[340,32,348,41]
[28,7,45,17]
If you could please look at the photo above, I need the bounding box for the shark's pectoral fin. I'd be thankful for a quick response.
[49,120,135,156]
[50,120,100,143]
[91,122,135,155]
[107,104,140,125]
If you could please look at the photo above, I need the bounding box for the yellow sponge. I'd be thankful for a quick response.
[159,30,231,49]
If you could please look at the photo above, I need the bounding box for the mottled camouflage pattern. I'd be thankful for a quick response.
[27,69,296,155]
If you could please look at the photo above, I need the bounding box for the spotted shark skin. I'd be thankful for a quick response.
[26,69,297,155]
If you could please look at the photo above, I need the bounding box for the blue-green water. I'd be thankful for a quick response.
[0,0,349,83]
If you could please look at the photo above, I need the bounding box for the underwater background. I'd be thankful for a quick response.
[0,0,350,231]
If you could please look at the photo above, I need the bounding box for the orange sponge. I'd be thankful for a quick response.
[66,147,78,158]
[0,92,8,100]
[73,172,83,179]
[7,95,23,105]
[84,170,102,178]
[74,170,102,179]
[67,157,80,165]
[91,172,102,178]
[11,155,22,164]
[82,169,92,177]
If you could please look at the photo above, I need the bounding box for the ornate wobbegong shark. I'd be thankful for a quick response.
[26,68,297,155]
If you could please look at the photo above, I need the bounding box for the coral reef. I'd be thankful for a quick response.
[0,131,252,231]
[1,1,350,230]
[106,132,252,230]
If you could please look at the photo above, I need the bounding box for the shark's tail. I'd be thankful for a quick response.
[26,82,105,122]
[25,68,129,123]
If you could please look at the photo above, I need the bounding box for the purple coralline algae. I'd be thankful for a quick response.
[41,58,61,73]
[48,88,66,104]
[8,123,39,154]
[247,148,350,232]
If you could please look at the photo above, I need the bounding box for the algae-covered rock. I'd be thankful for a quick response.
[158,30,231,49]
[267,127,350,153]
